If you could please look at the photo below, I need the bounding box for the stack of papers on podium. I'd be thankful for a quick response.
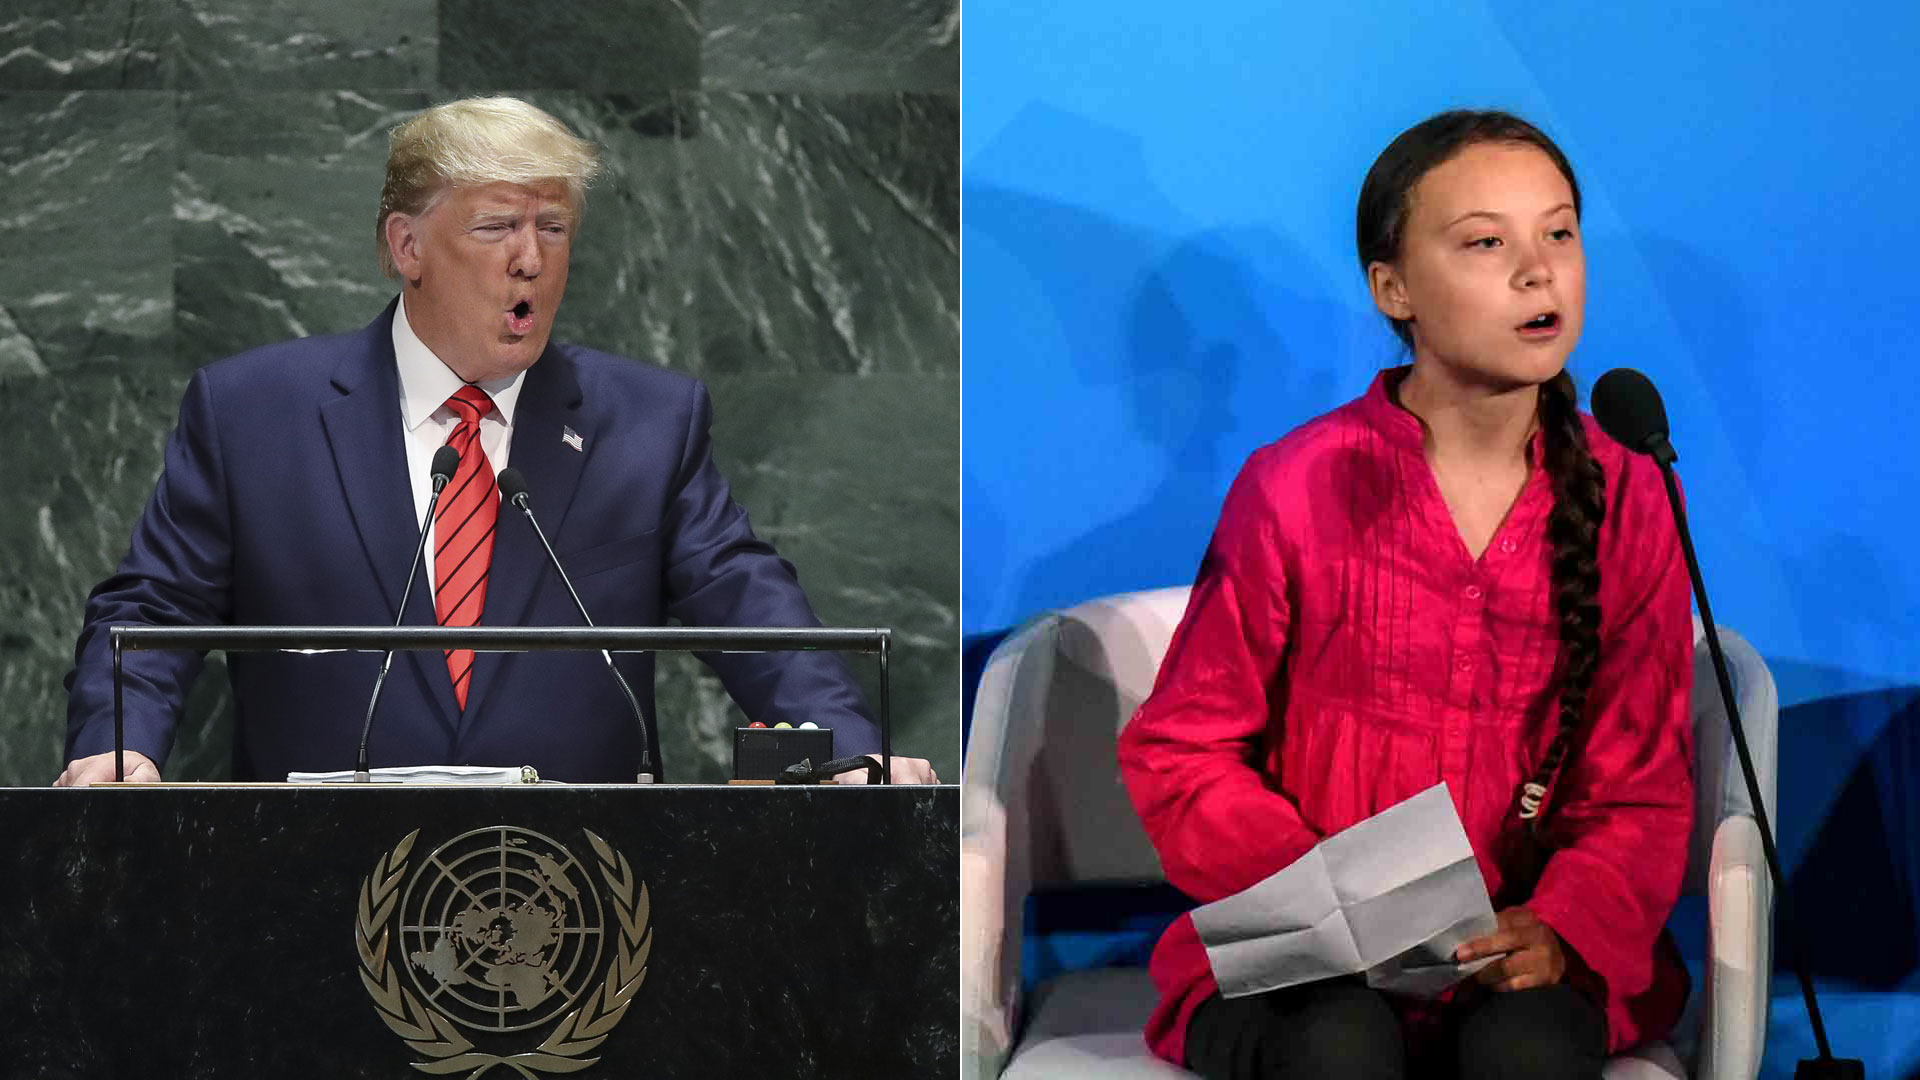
[286,765,555,785]
[1191,782,1501,1000]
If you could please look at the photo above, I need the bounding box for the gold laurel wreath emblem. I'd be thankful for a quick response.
[355,829,652,1079]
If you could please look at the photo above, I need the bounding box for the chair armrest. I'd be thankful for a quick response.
[962,615,1063,1080]
[963,844,1014,1080]
[1699,812,1772,1080]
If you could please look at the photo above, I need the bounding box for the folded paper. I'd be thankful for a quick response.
[1192,782,1500,999]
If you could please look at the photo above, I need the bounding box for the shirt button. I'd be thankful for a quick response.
[1464,585,1483,601]
[1456,657,1473,672]
[1499,537,1517,554]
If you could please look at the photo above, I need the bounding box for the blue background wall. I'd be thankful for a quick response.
[963,4,1920,1075]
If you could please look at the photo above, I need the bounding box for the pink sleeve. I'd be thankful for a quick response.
[1526,459,1696,1004]
[1116,459,1323,902]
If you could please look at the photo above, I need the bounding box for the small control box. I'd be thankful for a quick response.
[732,727,834,781]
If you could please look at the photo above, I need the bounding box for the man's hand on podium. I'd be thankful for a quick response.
[830,755,939,784]
[55,750,160,786]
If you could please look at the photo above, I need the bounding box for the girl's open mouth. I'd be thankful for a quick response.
[1517,312,1559,338]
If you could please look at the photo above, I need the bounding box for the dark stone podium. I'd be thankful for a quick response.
[0,785,958,1079]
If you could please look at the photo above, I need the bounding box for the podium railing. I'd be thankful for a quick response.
[108,624,893,782]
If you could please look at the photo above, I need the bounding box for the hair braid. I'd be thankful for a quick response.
[1517,370,1606,834]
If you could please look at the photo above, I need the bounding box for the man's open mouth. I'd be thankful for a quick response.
[508,300,535,334]
[1518,312,1559,332]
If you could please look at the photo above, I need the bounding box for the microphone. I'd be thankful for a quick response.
[496,467,657,784]
[1590,368,1857,1080]
[354,444,461,782]
[1591,367,1677,466]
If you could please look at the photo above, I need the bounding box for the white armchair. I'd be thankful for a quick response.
[960,587,1776,1080]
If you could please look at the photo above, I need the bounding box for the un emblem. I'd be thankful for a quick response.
[355,827,651,1077]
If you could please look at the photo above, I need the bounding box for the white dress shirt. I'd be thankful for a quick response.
[392,294,526,598]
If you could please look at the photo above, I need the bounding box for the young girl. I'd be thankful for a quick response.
[1116,110,1695,1079]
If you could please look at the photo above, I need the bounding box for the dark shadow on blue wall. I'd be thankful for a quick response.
[1006,226,1341,619]
[965,104,1385,632]
[1778,684,1920,985]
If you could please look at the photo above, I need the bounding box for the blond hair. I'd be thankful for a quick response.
[375,96,602,278]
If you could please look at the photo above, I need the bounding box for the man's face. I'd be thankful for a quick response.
[389,180,574,383]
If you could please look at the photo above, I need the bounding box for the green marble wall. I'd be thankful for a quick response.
[0,0,958,786]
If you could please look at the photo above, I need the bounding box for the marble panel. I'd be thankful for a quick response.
[653,372,958,784]
[174,0,436,89]
[0,367,238,786]
[0,0,170,89]
[439,0,701,92]
[687,92,958,374]
[174,90,428,369]
[704,0,958,92]
[0,91,173,375]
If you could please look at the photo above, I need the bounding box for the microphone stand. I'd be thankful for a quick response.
[1647,435,1861,1080]
[502,482,656,785]
[354,457,455,783]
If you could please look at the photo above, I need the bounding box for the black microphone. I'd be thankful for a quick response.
[1591,367,1677,466]
[496,467,657,784]
[1591,368,1859,1080]
[354,444,461,783]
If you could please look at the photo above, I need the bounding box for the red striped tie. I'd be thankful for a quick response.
[434,385,498,709]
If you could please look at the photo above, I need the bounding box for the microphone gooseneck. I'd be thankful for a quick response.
[496,468,658,785]
[1591,368,1854,1078]
[354,445,462,782]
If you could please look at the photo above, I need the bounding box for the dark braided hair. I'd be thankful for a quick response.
[1355,110,1606,836]
[1526,370,1606,830]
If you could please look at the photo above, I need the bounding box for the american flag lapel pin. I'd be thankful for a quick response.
[561,426,584,453]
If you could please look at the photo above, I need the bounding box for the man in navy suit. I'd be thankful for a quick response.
[58,96,937,786]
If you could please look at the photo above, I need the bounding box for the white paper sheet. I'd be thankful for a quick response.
[1191,783,1500,999]
[285,765,559,785]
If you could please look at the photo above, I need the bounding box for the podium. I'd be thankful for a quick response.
[0,784,958,1078]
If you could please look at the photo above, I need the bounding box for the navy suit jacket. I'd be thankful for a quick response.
[65,302,877,782]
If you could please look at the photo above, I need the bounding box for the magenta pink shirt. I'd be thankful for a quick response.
[1116,370,1695,1062]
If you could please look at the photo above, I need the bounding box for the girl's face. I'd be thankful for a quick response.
[1369,141,1585,392]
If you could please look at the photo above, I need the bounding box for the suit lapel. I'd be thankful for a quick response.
[317,301,461,736]
[463,346,588,724]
